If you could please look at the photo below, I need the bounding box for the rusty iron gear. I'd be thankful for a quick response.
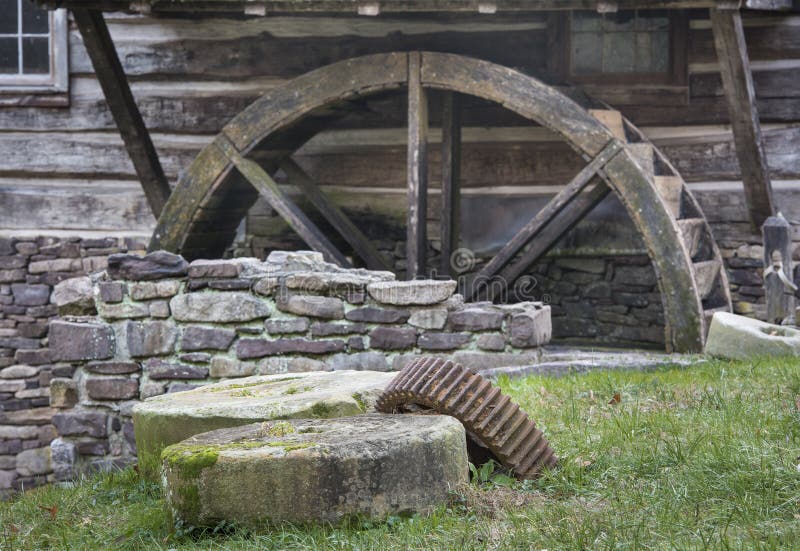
[376,356,557,479]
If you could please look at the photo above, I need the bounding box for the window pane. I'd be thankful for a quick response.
[0,38,17,73]
[574,11,602,32]
[652,31,669,72]
[0,0,18,34]
[22,36,48,74]
[638,9,669,31]
[573,32,602,74]
[604,10,635,32]
[22,0,49,34]
[635,33,653,72]
[603,32,635,73]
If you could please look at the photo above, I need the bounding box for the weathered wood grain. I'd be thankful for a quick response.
[439,91,461,276]
[73,9,171,217]
[710,8,775,227]
[407,52,429,279]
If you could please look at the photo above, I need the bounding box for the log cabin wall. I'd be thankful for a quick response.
[0,9,799,350]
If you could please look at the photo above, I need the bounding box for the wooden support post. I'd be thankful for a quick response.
[407,52,429,279]
[440,91,461,277]
[280,159,391,271]
[73,9,171,218]
[762,214,796,325]
[710,8,775,229]
[215,136,351,267]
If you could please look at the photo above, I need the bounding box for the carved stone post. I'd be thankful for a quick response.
[762,214,796,325]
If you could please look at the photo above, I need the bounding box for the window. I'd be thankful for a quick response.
[0,0,68,100]
[556,9,687,86]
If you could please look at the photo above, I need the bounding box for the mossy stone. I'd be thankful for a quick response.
[133,370,395,480]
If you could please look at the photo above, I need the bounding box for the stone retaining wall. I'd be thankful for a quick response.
[0,236,146,497]
[23,250,550,485]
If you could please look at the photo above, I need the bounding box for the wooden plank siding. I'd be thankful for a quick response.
[0,10,798,244]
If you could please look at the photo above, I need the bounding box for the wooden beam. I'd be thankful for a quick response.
[710,8,775,228]
[215,135,351,267]
[469,180,612,302]
[407,51,429,279]
[72,9,171,219]
[472,139,622,283]
[440,91,461,277]
[279,158,391,271]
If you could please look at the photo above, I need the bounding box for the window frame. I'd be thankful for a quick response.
[0,6,68,103]
[552,9,688,87]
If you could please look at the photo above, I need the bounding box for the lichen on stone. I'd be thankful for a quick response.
[260,421,295,437]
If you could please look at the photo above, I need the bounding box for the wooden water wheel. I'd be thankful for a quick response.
[149,51,731,353]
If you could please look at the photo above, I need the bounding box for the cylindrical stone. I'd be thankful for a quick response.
[162,414,468,526]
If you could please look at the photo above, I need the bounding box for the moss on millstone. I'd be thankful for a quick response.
[310,401,334,417]
[161,444,220,480]
[265,441,314,452]
[351,393,367,413]
[261,421,295,437]
[284,386,299,395]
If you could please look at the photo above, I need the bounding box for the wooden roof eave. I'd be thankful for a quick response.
[36,0,793,15]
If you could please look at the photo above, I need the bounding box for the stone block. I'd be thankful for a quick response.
[144,359,209,380]
[265,317,309,335]
[181,326,236,351]
[0,364,39,379]
[327,351,389,371]
[52,276,96,315]
[171,292,270,323]
[310,322,367,337]
[276,295,344,319]
[49,321,114,362]
[11,284,50,306]
[149,300,171,318]
[50,438,77,481]
[345,306,410,324]
[367,280,457,306]
[369,327,417,350]
[107,251,188,281]
[16,447,51,476]
[85,361,140,375]
[14,349,51,366]
[258,356,327,374]
[417,332,471,350]
[508,306,552,348]
[408,308,448,330]
[126,320,177,357]
[98,281,125,303]
[97,301,150,320]
[52,410,107,437]
[448,307,504,331]
[209,358,256,378]
[237,338,346,359]
[129,280,182,301]
[0,425,39,439]
[180,353,211,364]
[187,259,243,279]
[476,333,506,352]
[705,312,800,360]
[85,377,139,400]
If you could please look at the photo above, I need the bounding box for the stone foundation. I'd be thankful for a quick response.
[0,235,146,497]
[23,249,549,483]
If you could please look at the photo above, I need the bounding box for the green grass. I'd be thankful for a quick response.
[3,357,800,549]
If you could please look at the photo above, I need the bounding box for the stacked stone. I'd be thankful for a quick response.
[0,235,147,497]
[38,249,550,481]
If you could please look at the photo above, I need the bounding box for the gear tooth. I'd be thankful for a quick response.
[464,387,501,423]
[477,395,511,432]
[373,358,556,480]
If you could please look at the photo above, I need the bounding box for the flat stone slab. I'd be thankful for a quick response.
[133,370,396,479]
[162,414,467,526]
[706,312,800,360]
[367,280,457,305]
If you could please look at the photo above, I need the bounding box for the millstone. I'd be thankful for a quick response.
[162,414,468,526]
[133,370,395,479]
[706,311,800,360]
